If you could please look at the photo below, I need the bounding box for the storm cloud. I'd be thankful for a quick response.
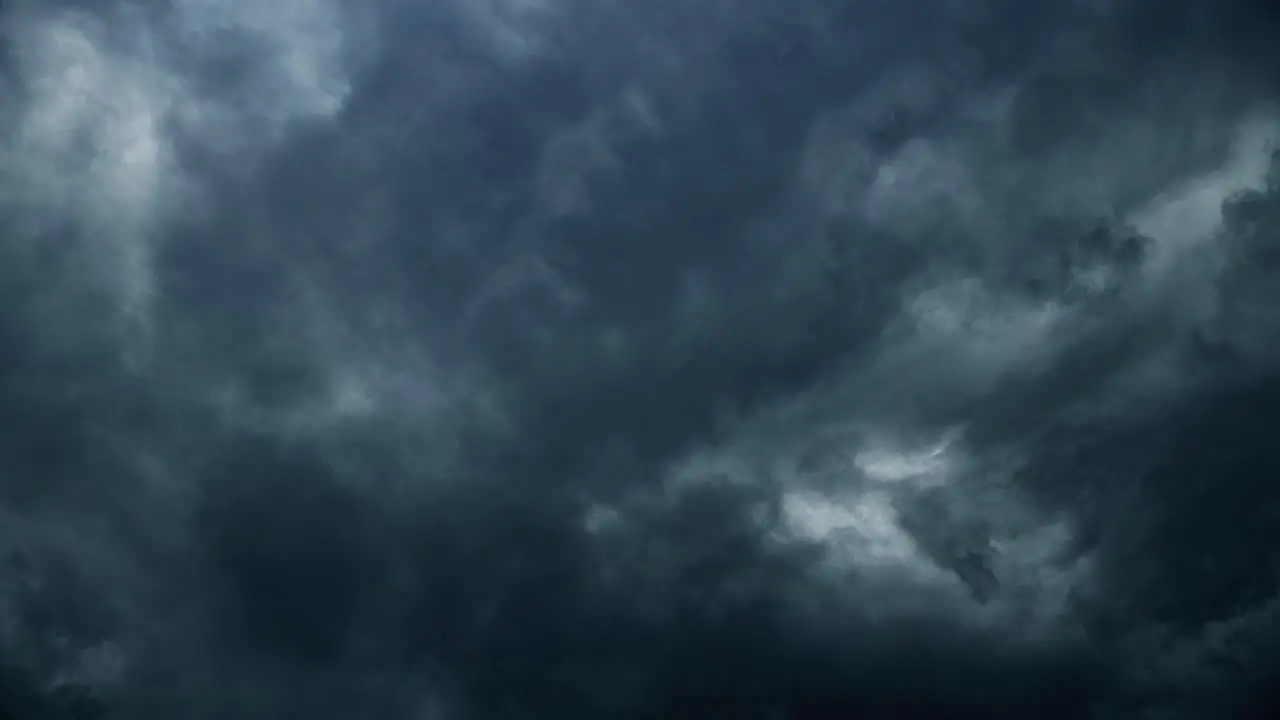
[3,1,1280,718]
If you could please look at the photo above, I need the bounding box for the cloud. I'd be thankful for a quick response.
[2,1,1280,718]
[0,0,364,347]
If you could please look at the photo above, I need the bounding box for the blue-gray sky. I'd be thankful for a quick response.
[2,1,1280,718]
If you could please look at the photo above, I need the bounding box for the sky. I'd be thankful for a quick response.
[2,0,1280,717]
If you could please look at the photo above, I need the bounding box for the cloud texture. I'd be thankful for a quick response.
[2,0,1280,717]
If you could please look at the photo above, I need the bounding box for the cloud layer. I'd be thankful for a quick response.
[2,1,1280,718]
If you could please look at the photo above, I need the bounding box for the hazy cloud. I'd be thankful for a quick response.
[2,1,1280,718]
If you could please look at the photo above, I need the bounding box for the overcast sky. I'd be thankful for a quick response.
[2,1,1280,718]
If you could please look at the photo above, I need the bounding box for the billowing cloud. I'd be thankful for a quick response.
[2,1,1280,718]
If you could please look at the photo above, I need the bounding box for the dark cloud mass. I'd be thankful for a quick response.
[3,0,1280,717]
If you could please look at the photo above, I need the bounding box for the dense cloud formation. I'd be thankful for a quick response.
[3,0,1280,717]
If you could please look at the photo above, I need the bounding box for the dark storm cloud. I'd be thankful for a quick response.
[3,1,1280,718]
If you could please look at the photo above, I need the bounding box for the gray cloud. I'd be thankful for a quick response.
[2,1,1280,718]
